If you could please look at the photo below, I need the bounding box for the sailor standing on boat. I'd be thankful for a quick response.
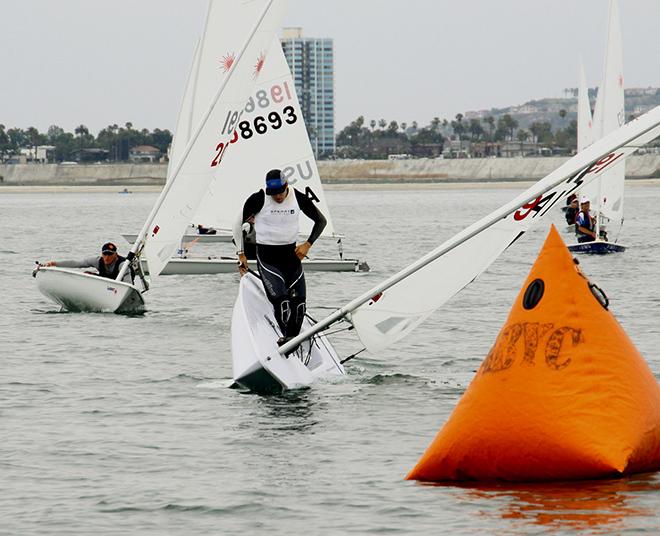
[44,242,135,283]
[234,169,327,346]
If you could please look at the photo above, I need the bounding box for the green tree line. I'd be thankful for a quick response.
[337,112,578,159]
[0,122,172,162]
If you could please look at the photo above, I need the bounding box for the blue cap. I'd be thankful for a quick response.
[265,169,287,195]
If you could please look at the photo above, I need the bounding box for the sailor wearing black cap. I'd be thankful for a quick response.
[44,242,134,283]
[233,169,327,345]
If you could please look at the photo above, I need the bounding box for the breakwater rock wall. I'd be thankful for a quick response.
[1,155,659,186]
[318,154,660,182]
[0,163,167,186]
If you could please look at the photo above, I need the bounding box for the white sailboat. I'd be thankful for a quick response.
[569,0,626,254]
[232,273,344,393]
[34,266,145,314]
[35,0,286,313]
[226,39,353,391]
[278,107,660,360]
[127,35,367,275]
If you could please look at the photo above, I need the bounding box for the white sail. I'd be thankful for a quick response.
[279,106,660,355]
[582,0,626,232]
[137,0,286,277]
[169,39,202,174]
[577,62,593,152]
[595,0,626,230]
[193,36,336,237]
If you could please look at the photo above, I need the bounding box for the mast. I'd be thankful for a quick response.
[596,178,602,241]
[279,107,660,355]
[117,0,278,282]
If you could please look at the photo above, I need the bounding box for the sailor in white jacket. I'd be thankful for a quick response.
[234,169,327,346]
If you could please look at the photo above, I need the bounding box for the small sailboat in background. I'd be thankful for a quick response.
[34,0,286,313]
[569,0,626,254]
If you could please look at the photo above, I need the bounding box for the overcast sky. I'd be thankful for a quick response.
[2,0,658,134]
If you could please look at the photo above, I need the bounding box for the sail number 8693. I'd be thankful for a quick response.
[210,106,298,167]
[238,106,297,140]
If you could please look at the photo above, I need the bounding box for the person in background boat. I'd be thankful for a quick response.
[575,196,597,243]
[565,196,579,225]
[233,169,327,347]
[195,224,217,235]
[44,242,134,283]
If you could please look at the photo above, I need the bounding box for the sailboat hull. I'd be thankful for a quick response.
[567,241,626,254]
[35,267,145,313]
[122,233,233,245]
[231,273,344,394]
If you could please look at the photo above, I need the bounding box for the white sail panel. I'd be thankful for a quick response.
[593,0,625,139]
[141,0,286,276]
[595,0,625,229]
[169,39,202,174]
[583,0,625,230]
[193,36,336,238]
[577,62,593,152]
[577,62,599,205]
[170,0,267,173]
[348,113,660,353]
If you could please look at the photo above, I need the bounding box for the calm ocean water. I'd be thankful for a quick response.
[2,185,659,535]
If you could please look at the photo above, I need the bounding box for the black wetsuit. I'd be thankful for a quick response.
[239,188,326,339]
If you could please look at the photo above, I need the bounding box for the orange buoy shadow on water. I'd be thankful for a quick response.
[407,225,660,482]
[422,473,660,533]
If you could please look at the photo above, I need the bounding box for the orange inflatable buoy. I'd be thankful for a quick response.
[407,225,660,482]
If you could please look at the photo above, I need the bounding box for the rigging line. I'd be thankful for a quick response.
[340,348,366,365]
[314,325,355,338]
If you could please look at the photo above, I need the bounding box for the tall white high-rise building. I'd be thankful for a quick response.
[281,28,335,158]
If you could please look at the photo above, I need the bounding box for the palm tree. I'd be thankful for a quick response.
[26,127,40,161]
[451,114,465,141]
[517,129,530,156]
[0,124,8,161]
[370,119,376,131]
[482,116,495,140]
[74,124,89,155]
[558,109,567,128]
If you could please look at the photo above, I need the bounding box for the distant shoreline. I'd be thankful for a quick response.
[1,154,658,189]
[3,178,660,194]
